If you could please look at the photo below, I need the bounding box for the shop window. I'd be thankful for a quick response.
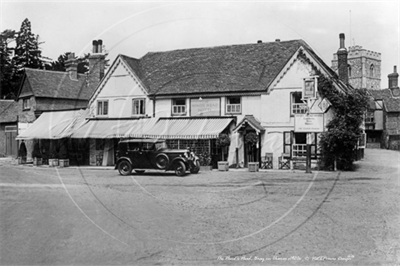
[97,100,108,116]
[291,92,307,115]
[95,139,104,150]
[172,99,186,115]
[226,96,241,114]
[132,98,145,115]
[22,98,30,110]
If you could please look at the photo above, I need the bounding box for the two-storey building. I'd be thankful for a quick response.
[70,35,351,168]
[14,40,105,162]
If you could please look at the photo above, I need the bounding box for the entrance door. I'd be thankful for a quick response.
[5,125,18,157]
[243,131,259,167]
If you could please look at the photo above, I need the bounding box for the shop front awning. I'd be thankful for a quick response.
[70,118,159,139]
[16,109,88,140]
[142,118,235,139]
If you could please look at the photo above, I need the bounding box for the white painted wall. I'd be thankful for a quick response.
[241,95,261,120]
[155,99,172,117]
[90,60,152,118]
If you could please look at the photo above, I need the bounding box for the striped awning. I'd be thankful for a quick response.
[142,118,234,139]
[70,118,158,139]
[16,109,88,140]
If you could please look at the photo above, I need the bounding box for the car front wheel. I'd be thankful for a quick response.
[118,160,132,176]
[174,161,186,177]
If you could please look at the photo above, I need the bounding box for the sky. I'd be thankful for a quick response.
[1,0,399,89]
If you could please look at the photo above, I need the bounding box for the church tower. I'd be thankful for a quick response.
[332,42,381,90]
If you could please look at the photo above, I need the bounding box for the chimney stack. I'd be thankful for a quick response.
[92,40,98,53]
[65,52,78,80]
[97,39,103,53]
[88,39,106,86]
[337,33,349,84]
[388,65,399,88]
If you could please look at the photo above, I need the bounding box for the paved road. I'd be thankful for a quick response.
[0,149,399,265]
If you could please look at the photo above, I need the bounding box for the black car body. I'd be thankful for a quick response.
[115,139,200,176]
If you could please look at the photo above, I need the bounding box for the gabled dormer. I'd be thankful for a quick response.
[88,54,152,119]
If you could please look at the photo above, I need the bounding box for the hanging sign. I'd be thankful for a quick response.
[302,76,318,100]
[295,114,324,132]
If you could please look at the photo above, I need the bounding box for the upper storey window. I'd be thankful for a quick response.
[172,99,186,115]
[22,98,30,110]
[291,92,307,115]
[97,100,108,116]
[132,98,145,115]
[226,96,241,114]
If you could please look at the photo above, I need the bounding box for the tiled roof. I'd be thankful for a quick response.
[234,115,265,133]
[21,68,97,100]
[0,100,18,123]
[369,89,400,112]
[120,40,339,96]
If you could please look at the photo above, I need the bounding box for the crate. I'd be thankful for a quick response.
[218,161,229,171]
[248,162,259,172]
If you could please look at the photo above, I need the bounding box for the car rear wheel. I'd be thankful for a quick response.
[174,161,186,177]
[135,170,145,174]
[118,160,132,176]
[190,160,200,174]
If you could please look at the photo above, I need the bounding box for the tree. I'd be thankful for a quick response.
[13,18,43,71]
[0,30,17,98]
[49,52,90,74]
[216,133,230,161]
[318,76,369,170]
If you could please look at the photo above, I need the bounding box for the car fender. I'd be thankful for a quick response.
[115,157,132,169]
[169,157,188,169]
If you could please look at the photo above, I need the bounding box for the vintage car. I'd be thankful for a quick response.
[115,139,200,176]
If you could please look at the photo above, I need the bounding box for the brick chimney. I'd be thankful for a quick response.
[88,39,105,86]
[65,52,78,80]
[337,33,349,84]
[388,65,398,88]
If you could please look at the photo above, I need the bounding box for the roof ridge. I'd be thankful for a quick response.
[141,39,304,58]
[24,67,86,77]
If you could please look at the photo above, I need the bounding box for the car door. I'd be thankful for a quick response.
[127,142,143,168]
[141,142,155,168]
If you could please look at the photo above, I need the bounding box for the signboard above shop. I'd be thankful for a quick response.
[190,98,220,116]
[294,113,324,132]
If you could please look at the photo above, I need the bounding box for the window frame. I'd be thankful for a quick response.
[226,96,241,114]
[22,98,30,110]
[97,100,109,116]
[365,110,375,124]
[291,92,307,116]
[132,98,146,116]
[171,98,186,116]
